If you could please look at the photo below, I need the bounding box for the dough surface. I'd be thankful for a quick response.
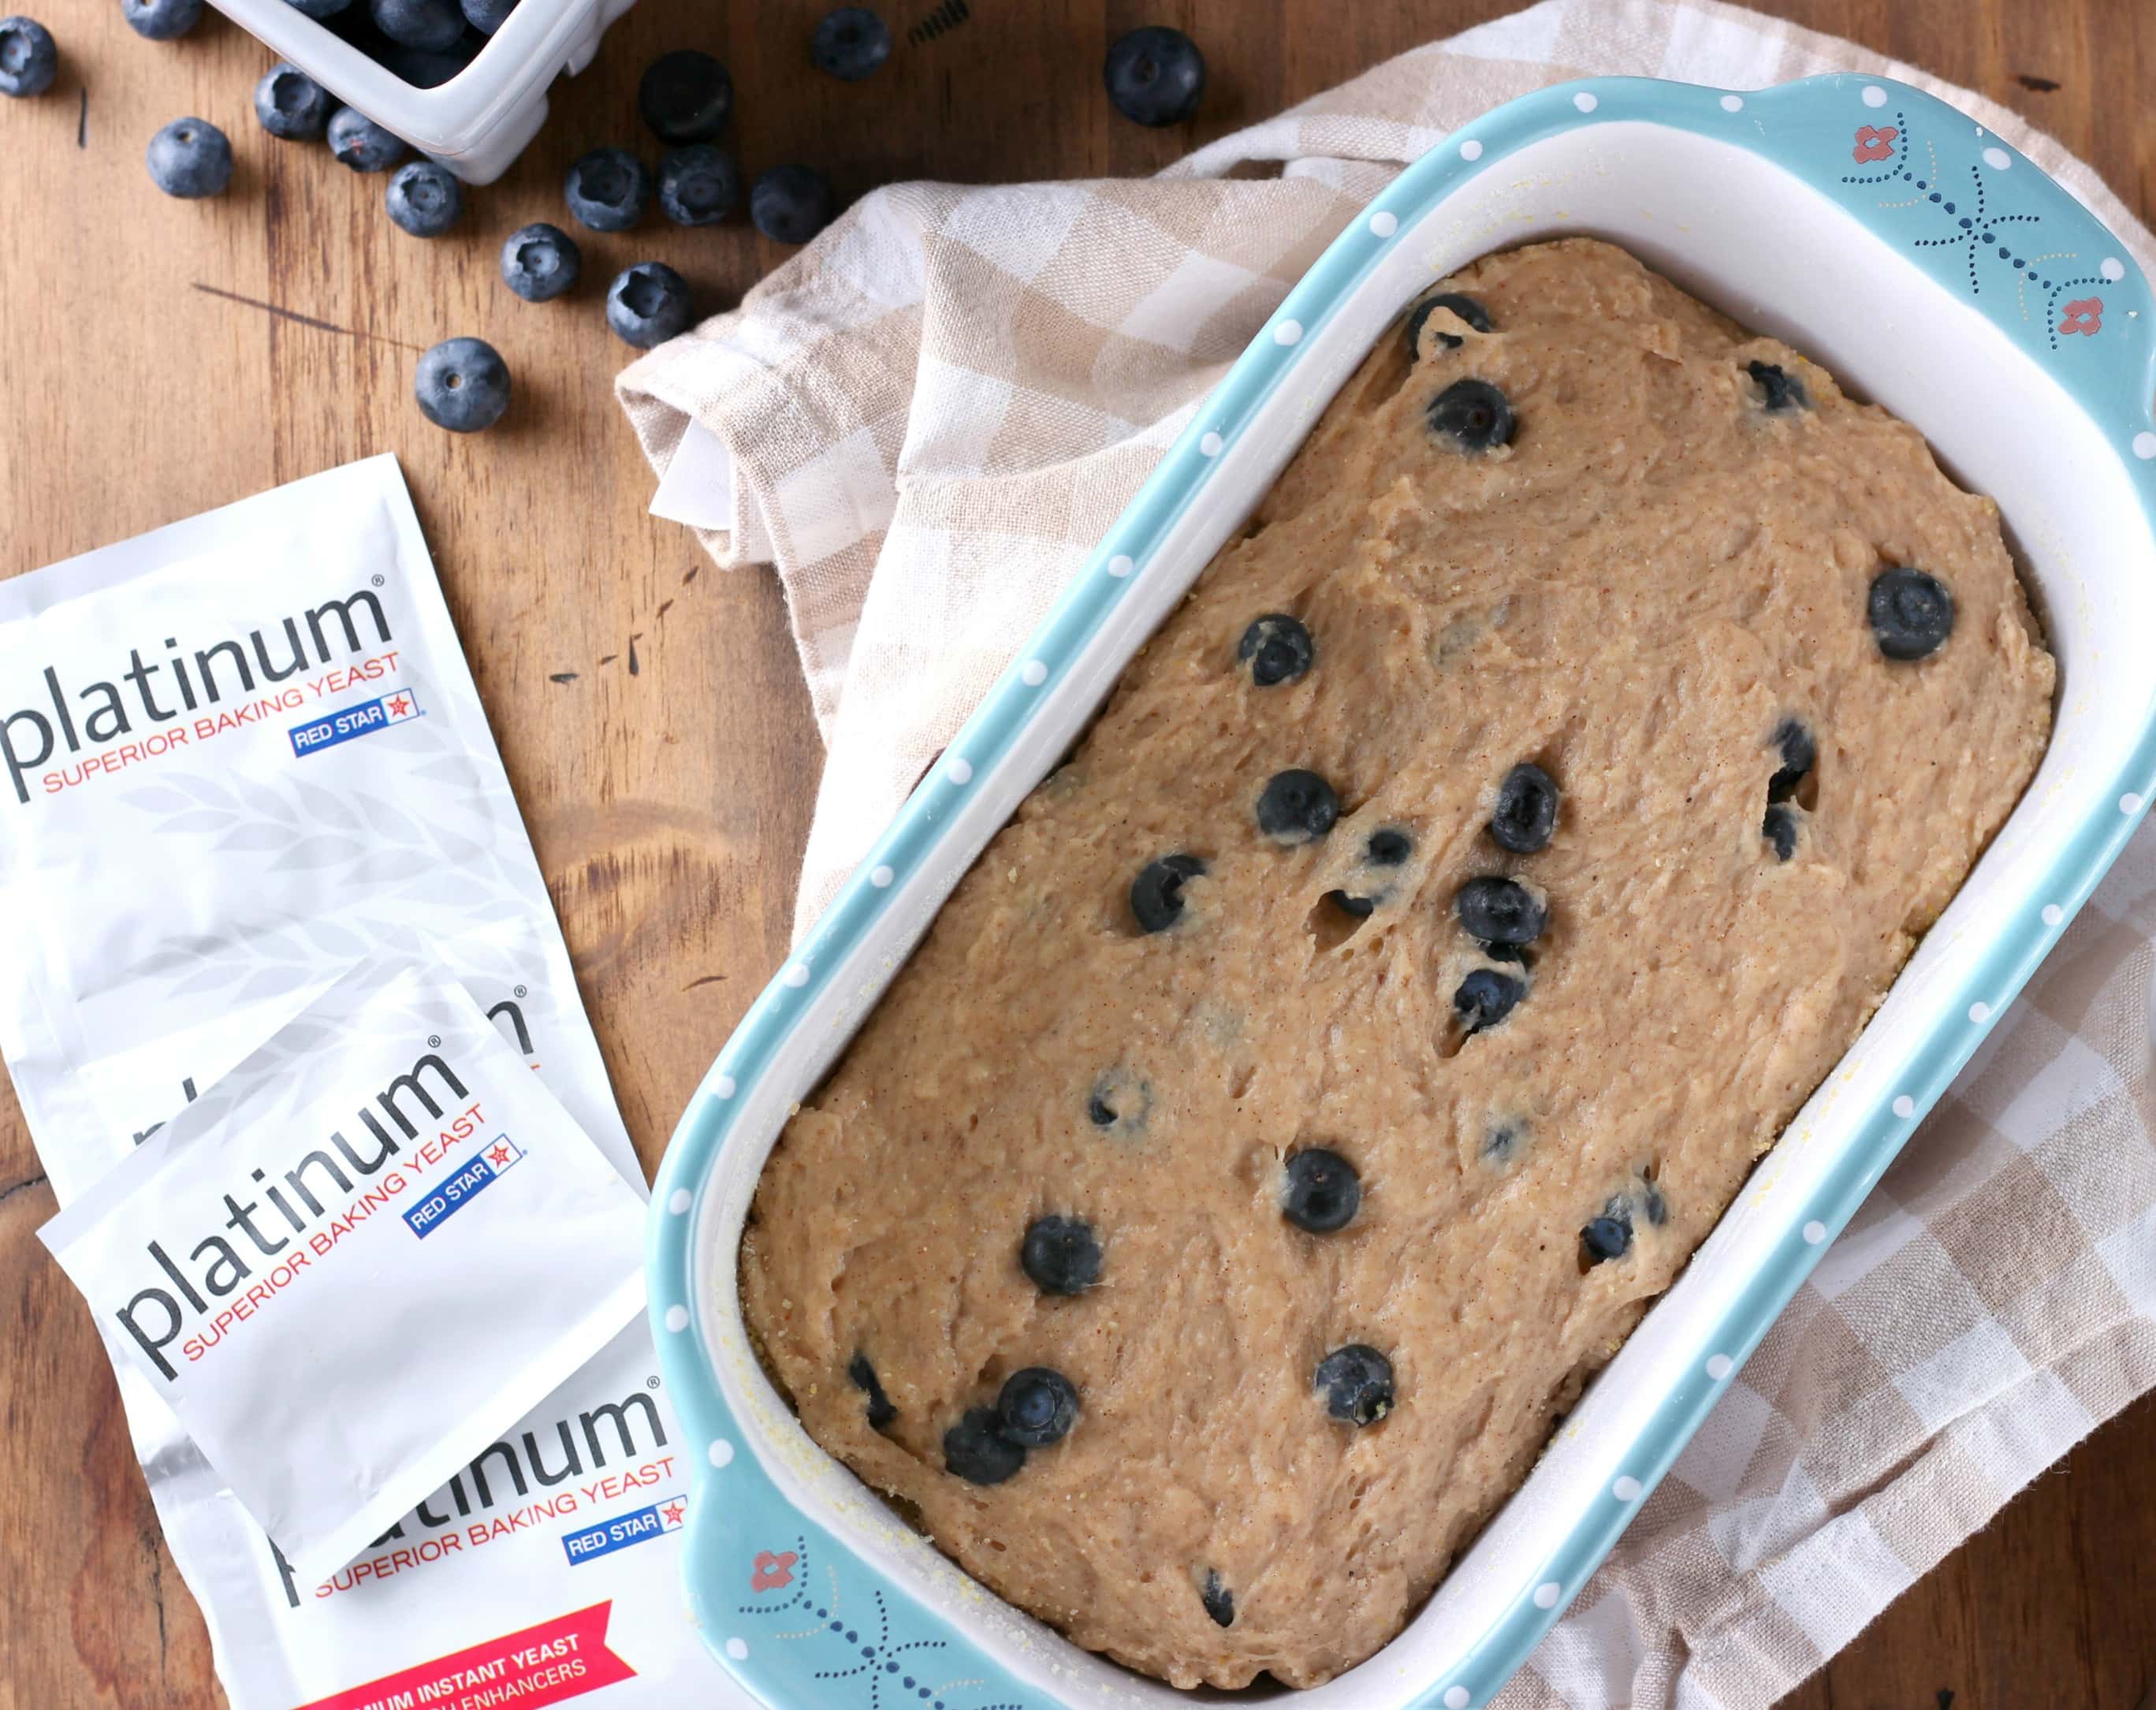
[738,238,2055,1690]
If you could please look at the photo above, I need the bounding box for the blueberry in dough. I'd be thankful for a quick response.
[1581,1203,1633,1264]
[1314,1344,1395,1425]
[1641,1181,1668,1226]
[847,1351,898,1430]
[1365,828,1413,866]
[944,1406,1026,1484]
[1746,360,1808,412]
[1456,876,1545,946]
[1201,1569,1235,1627]
[1763,803,1800,862]
[1256,769,1339,844]
[1323,889,1376,919]
[1087,1068,1150,1134]
[997,1367,1079,1447]
[1238,613,1314,687]
[1768,718,1815,803]
[1454,968,1525,1035]
[1406,291,1491,356]
[1130,853,1206,933]
[1869,567,1955,661]
[1021,1215,1102,1295]
[1282,1148,1361,1233]
[1483,941,1531,967]
[1490,762,1559,854]
[1428,378,1514,452]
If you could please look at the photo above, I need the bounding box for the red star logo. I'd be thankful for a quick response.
[661,1500,686,1526]
[487,1142,512,1168]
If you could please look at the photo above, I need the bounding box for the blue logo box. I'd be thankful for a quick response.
[289,689,422,758]
[403,1135,523,1239]
[562,1498,685,1567]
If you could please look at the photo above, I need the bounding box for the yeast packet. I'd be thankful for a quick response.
[40,959,649,1586]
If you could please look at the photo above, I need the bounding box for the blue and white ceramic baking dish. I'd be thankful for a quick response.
[650,73,2156,1710]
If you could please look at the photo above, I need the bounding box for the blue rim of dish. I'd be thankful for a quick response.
[650,73,2156,1710]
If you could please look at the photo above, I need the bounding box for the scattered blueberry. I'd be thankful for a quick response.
[1763,803,1800,862]
[0,17,58,99]
[656,142,739,226]
[1237,613,1313,687]
[1581,1204,1633,1264]
[1868,567,1955,661]
[1322,889,1375,919]
[460,0,515,31]
[1428,378,1514,452]
[751,163,838,244]
[1201,1570,1234,1628]
[1406,291,1491,356]
[1746,360,1808,412]
[606,261,692,348]
[813,7,890,80]
[996,1368,1078,1447]
[1282,1148,1361,1234]
[145,118,233,199]
[385,158,463,237]
[499,221,580,302]
[1489,762,1558,854]
[254,63,330,140]
[1020,1215,1101,1296]
[1255,769,1339,845]
[1365,828,1413,866]
[1130,853,1205,933]
[944,1406,1026,1484]
[1454,969,1524,1035]
[282,0,352,14]
[639,48,732,146]
[1313,1344,1394,1426]
[327,106,406,172]
[847,1351,898,1430]
[1455,876,1545,946]
[1104,25,1204,127]
[371,0,460,50]
[564,146,650,231]
[121,0,199,40]
[412,337,510,433]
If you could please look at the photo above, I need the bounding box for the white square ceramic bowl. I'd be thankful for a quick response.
[649,73,2156,1710]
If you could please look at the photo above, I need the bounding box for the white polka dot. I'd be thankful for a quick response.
[1533,1580,1563,1609]
[869,863,894,888]
[1982,146,2011,170]
[1020,659,1048,686]
[2122,792,2144,815]
[2042,903,2064,927]
[1893,1094,1916,1119]
[2102,256,2127,282]
[1573,91,1598,113]
[708,1438,734,1467]
[1370,211,1398,237]
[1108,553,1134,578]
[783,963,809,988]
[1444,1690,1471,1710]
[1803,1220,1827,1245]
[724,1637,748,1660]
[2134,432,2156,460]
[665,1304,690,1332]
[1460,139,1483,161]
[1720,94,1744,112]
[949,758,974,784]
[1274,319,1302,346]
[1862,85,1888,107]
[1969,1000,1991,1023]
[1707,1353,1733,1380]
[1199,431,1224,457]
[715,1073,736,1099]
[1613,1475,1642,1501]
[668,1187,692,1215]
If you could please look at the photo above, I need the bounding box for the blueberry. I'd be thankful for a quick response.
[1282,1148,1361,1234]
[847,1351,898,1430]
[461,0,515,31]
[1428,378,1514,452]
[944,1407,1026,1484]
[1237,613,1313,687]
[1313,1344,1394,1426]
[1763,803,1799,862]
[327,106,406,172]
[0,17,59,99]
[564,146,650,231]
[751,163,838,244]
[1868,567,1955,661]
[282,0,352,14]
[1130,853,1205,933]
[1746,360,1808,412]
[1581,1205,1633,1264]
[1767,718,1815,803]
[145,118,233,199]
[385,159,463,237]
[996,1367,1078,1447]
[813,7,890,80]
[1483,941,1530,966]
[1201,1570,1234,1627]
[1086,1068,1150,1134]
[1483,1120,1524,1163]
[1104,25,1204,127]
[412,337,510,433]
[500,221,581,302]
[122,0,199,40]
[1020,1215,1101,1295]
[1641,1182,1667,1226]
[370,0,460,50]
[1454,969,1524,1035]
[378,35,478,87]
[1322,889,1375,919]
[255,63,330,140]
[1255,769,1339,845]
[606,262,693,348]
[1489,762,1558,854]
[1405,291,1491,356]
[639,48,732,146]
[657,143,739,226]
[1365,828,1412,866]
[1455,876,1544,946]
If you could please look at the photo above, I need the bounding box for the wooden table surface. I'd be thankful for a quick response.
[2,1,2150,1704]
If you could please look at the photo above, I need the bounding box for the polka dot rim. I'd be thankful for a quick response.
[783,963,810,988]
[2123,792,2144,815]
[708,1437,734,1467]
[1370,210,1398,237]
[1893,1094,1916,1119]
[1707,1353,1734,1380]
[668,1187,692,1215]
[1199,431,1224,457]
[1020,659,1048,686]
[1444,1690,1472,1710]
[1532,1580,1563,1609]
[949,758,974,784]
[1107,553,1135,577]
[1720,94,1744,112]
[715,1074,737,1100]
[1982,146,2012,170]
[724,1637,749,1661]
[1862,85,1889,107]
[2134,432,2156,460]
[1969,1000,1992,1023]
[1613,1474,1643,1502]
[1573,91,1598,113]
[2102,256,2127,282]
[1274,319,1303,346]
[1803,1220,1827,1246]
[2042,903,2064,927]
[869,864,894,888]
[665,1304,690,1333]
[1460,139,1483,161]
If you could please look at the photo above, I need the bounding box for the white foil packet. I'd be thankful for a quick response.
[0,456,751,1708]
[40,959,649,1586]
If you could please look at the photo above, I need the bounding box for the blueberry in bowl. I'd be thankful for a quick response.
[327,106,406,173]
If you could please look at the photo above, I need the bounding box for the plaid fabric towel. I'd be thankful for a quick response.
[616,2,2156,1704]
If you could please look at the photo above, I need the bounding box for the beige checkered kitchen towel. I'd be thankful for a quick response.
[616,2,2156,1704]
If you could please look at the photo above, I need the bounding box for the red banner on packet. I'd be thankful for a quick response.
[297,1601,635,1710]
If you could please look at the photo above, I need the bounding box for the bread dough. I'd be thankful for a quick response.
[738,239,2054,1690]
